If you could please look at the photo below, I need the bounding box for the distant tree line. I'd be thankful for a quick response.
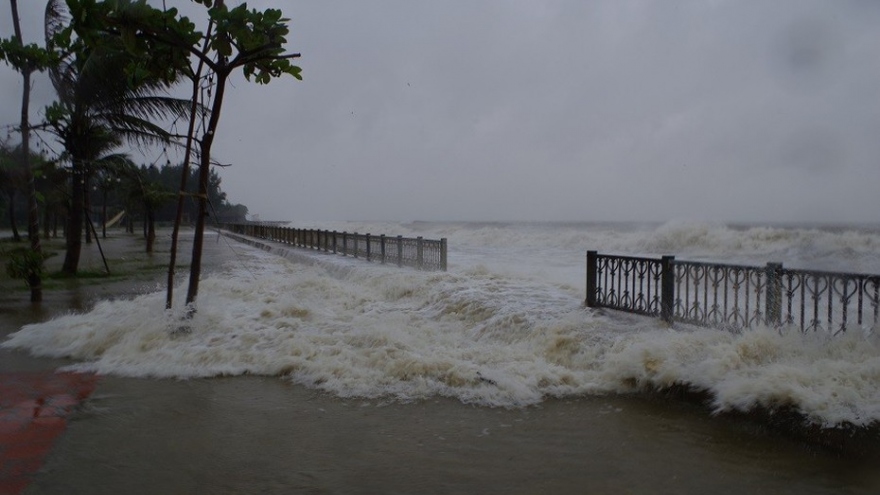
[1,150,249,237]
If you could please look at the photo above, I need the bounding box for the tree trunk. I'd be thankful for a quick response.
[102,189,107,238]
[186,70,227,310]
[10,0,43,300]
[42,206,50,239]
[6,189,21,242]
[146,206,155,253]
[62,163,84,276]
[167,15,215,310]
[84,173,92,244]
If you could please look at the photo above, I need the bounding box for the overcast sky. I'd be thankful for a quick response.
[2,1,880,224]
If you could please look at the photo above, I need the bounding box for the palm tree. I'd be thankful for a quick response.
[44,0,190,275]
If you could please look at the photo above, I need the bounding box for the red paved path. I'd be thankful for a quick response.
[0,372,98,495]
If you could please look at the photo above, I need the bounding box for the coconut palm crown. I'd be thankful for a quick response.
[43,0,192,275]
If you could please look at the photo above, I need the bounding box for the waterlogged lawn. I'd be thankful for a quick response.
[0,233,184,294]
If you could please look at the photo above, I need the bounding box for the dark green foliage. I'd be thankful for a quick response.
[2,245,49,288]
[0,37,56,72]
[86,162,248,226]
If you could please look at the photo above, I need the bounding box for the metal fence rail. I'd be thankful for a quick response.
[223,223,447,271]
[586,251,880,334]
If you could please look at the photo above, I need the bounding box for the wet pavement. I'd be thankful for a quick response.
[0,373,98,495]
[0,230,231,494]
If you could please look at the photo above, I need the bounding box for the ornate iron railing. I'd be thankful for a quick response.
[586,251,880,334]
[672,261,771,332]
[223,223,447,271]
[588,254,669,318]
[778,268,880,335]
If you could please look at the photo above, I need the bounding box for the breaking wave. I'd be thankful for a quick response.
[5,221,880,428]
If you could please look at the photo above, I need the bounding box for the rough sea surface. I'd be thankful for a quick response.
[4,221,880,428]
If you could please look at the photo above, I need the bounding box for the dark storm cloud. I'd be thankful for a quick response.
[2,1,880,223]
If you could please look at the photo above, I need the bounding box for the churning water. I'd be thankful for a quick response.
[4,220,880,428]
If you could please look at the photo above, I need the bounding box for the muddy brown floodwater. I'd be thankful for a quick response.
[1,230,878,494]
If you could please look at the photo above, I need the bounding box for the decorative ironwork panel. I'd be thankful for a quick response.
[594,255,663,317]
[671,261,767,332]
[780,269,880,335]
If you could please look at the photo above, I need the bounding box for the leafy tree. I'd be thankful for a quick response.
[132,163,246,224]
[35,157,68,240]
[68,0,302,311]
[125,164,173,253]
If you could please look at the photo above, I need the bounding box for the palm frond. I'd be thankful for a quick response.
[109,95,196,122]
[45,0,73,99]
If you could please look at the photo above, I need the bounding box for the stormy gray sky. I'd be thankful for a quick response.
[2,1,880,224]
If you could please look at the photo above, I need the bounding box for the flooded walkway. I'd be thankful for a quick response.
[0,372,97,495]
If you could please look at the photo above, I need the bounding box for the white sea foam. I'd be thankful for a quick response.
[4,221,880,427]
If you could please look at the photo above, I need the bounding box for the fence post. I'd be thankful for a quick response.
[586,251,598,307]
[766,262,783,327]
[332,231,338,254]
[342,232,348,255]
[380,235,386,264]
[440,238,447,271]
[353,233,359,258]
[417,237,424,269]
[661,256,675,324]
[366,233,372,261]
[397,236,403,267]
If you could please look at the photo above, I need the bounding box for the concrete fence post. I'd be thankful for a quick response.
[440,238,448,271]
[332,231,338,254]
[397,236,403,267]
[380,235,386,264]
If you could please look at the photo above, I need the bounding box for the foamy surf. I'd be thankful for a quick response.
[3,223,880,428]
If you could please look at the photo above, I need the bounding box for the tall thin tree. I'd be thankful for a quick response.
[0,0,56,301]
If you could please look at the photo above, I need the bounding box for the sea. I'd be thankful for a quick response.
[4,219,880,431]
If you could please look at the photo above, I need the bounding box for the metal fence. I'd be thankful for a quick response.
[586,251,880,334]
[223,223,447,271]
